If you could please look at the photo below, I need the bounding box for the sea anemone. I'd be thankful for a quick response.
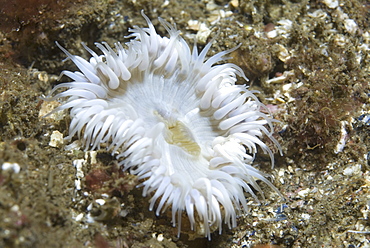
[47,11,282,239]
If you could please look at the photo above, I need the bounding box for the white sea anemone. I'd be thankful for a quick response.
[47,11,282,239]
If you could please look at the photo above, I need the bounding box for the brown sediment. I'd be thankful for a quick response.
[0,0,369,247]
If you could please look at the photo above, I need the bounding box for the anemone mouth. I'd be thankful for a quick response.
[47,10,282,240]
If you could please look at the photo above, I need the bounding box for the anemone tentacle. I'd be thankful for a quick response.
[48,10,282,240]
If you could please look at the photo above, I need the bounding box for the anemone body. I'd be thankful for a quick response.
[49,12,282,239]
